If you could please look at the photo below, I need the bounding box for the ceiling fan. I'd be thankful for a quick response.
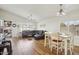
[57,4,66,16]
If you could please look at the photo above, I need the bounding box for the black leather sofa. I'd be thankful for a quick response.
[22,30,46,40]
[33,30,46,40]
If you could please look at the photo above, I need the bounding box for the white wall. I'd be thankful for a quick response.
[37,17,61,32]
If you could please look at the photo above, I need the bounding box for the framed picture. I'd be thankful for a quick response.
[4,20,12,27]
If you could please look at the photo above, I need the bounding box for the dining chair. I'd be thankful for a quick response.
[65,33,74,55]
[59,32,74,55]
[44,32,50,48]
[50,32,63,55]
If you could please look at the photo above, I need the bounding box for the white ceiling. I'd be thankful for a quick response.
[0,4,79,21]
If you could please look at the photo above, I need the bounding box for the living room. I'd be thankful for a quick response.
[0,4,79,55]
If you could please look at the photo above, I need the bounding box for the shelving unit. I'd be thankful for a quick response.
[4,20,12,38]
[0,19,12,38]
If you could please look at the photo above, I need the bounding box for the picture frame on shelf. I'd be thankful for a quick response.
[4,20,12,27]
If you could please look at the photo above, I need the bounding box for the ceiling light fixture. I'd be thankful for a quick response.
[57,4,66,16]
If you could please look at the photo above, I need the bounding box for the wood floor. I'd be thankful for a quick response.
[9,37,79,55]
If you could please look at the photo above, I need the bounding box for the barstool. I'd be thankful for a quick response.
[2,40,12,55]
[0,40,12,55]
[59,33,74,55]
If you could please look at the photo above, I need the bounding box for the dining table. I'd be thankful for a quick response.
[44,32,73,55]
